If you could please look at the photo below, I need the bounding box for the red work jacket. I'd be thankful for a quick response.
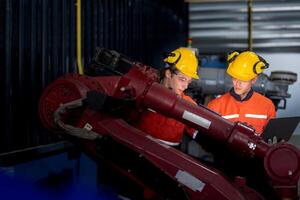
[208,90,276,134]
[137,93,197,146]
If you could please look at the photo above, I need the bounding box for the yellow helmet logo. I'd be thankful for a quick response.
[226,51,269,81]
[164,47,199,79]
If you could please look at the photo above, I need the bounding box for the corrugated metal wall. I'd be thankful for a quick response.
[189,0,300,54]
[0,0,188,153]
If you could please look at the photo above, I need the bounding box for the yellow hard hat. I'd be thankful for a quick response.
[226,51,269,81]
[163,47,199,79]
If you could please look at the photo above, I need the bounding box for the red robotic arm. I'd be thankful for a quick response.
[39,48,300,200]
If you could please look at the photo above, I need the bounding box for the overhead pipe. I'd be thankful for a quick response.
[76,0,84,74]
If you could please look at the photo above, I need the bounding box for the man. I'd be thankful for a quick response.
[137,47,199,146]
[208,50,276,134]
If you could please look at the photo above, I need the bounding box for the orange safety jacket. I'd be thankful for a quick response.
[208,88,276,134]
[137,93,197,146]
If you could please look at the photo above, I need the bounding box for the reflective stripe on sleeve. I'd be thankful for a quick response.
[222,114,239,119]
[245,114,267,119]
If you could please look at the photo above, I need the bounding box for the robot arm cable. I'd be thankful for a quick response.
[53,98,101,140]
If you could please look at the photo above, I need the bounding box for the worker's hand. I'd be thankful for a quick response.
[267,136,278,144]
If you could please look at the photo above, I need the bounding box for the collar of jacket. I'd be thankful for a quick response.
[229,87,254,102]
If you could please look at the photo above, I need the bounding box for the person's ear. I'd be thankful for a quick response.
[251,77,258,84]
[165,69,172,79]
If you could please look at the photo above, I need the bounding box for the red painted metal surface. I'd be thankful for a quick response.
[39,63,300,200]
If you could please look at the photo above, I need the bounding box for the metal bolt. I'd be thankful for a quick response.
[248,142,256,150]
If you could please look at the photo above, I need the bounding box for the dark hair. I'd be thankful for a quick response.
[159,64,179,81]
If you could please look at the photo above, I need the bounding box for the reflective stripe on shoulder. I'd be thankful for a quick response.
[222,114,239,119]
[245,114,267,119]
